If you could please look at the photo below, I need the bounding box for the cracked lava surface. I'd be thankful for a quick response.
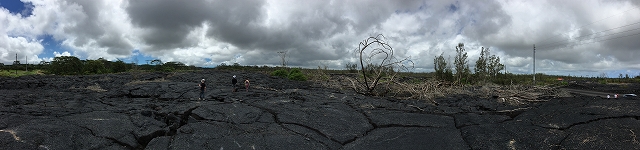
[1,71,640,149]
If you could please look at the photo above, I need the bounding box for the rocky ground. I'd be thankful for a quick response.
[1,70,639,150]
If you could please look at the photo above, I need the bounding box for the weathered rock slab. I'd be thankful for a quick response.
[2,71,640,149]
[343,127,469,150]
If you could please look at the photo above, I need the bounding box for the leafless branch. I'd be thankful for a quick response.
[353,34,414,95]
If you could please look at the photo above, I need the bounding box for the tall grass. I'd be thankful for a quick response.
[0,70,43,77]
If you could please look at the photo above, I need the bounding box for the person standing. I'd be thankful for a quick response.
[199,79,206,100]
[244,78,250,92]
[232,75,238,92]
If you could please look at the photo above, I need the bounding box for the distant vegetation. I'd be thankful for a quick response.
[0,69,43,78]
[0,56,197,77]
[1,44,638,93]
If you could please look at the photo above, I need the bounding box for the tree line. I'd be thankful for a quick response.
[0,56,195,75]
[433,43,505,84]
[343,41,506,86]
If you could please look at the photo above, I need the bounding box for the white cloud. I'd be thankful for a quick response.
[0,0,638,77]
[53,51,71,57]
[0,34,43,64]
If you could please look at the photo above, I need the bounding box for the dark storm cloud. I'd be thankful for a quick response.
[125,0,431,66]
[459,1,511,41]
[205,1,346,51]
[127,0,222,51]
[600,25,640,62]
[98,34,132,56]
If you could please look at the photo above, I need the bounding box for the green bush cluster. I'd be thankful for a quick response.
[42,56,195,75]
[47,56,129,75]
[288,68,307,81]
[271,69,289,78]
[270,68,307,81]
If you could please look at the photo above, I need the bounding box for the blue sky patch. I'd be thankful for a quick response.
[0,0,34,17]
[39,34,64,59]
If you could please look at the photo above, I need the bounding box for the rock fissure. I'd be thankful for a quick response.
[105,136,135,149]
[540,115,640,130]
[4,71,640,150]
[555,133,571,148]
[66,119,135,149]
[282,122,343,144]
[341,100,378,146]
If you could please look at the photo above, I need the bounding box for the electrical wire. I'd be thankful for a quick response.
[562,30,640,48]
[536,6,638,45]
[537,20,640,48]
[538,25,640,50]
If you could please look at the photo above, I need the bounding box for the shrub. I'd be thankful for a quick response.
[84,59,107,74]
[288,68,307,81]
[112,60,128,73]
[345,62,358,73]
[288,71,307,81]
[289,68,302,75]
[271,69,289,78]
[50,56,83,75]
[560,81,568,86]
[270,68,307,81]
[598,79,608,84]
[161,66,175,72]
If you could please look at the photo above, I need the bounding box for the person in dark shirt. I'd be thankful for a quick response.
[198,79,206,100]
[232,75,238,92]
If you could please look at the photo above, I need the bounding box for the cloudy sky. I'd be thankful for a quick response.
[1,0,640,77]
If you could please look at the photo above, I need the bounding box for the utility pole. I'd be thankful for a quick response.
[533,44,536,85]
[25,55,28,71]
[15,54,18,75]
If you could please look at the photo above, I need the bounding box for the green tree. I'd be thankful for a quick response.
[84,59,107,74]
[345,62,358,73]
[97,58,112,73]
[434,52,447,80]
[487,54,504,79]
[454,43,470,84]
[163,61,186,71]
[474,47,489,82]
[50,56,83,75]
[444,58,454,82]
[112,59,128,73]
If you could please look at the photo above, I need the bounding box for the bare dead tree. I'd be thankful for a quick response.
[352,34,413,95]
[277,50,288,67]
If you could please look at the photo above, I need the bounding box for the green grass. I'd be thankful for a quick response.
[0,70,43,77]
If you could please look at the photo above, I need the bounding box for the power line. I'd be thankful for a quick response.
[538,24,640,50]
[563,29,640,48]
[537,6,639,45]
[537,20,640,48]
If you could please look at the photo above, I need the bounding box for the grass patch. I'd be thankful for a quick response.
[69,83,107,92]
[0,70,44,77]
[125,78,169,86]
[85,83,107,92]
